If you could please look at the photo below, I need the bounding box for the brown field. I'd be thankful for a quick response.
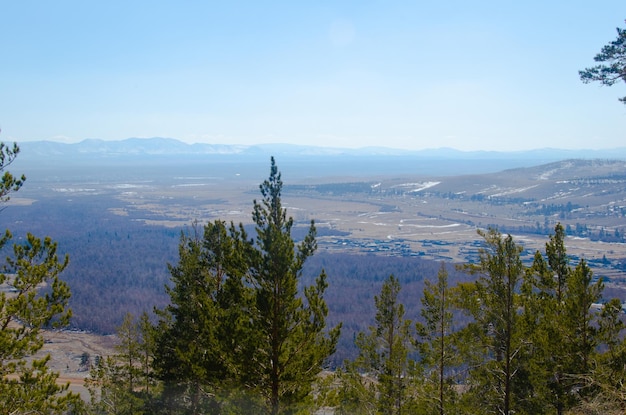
[29,330,118,399]
[103,167,626,269]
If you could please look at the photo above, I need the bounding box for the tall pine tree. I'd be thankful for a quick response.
[0,233,81,414]
[341,275,417,415]
[247,157,341,415]
[417,262,459,415]
[458,229,526,415]
[521,223,604,414]
[152,220,253,414]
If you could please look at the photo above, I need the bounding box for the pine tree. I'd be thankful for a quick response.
[152,220,252,414]
[247,157,341,415]
[417,262,459,415]
[0,232,82,414]
[87,312,158,415]
[137,312,156,397]
[521,223,604,414]
[87,355,144,415]
[335,366,378,415]
[117,313,142,397]
[458,229,526,415]
[520,223,572,414]
[579,20,626,105]
[593,298,626,400]
[565,259,602,383]
[343,275,416,415]
[0,140,25,203]
[151,159,340,414]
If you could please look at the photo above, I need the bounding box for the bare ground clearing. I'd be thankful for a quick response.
[28,330,118,399]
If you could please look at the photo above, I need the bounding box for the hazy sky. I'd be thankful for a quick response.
[1,1,625,151]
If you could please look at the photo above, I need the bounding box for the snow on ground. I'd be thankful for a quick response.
[536,161,573,180]
[392,181,441,193]
[489,185,539,197]
[398,223,461,229]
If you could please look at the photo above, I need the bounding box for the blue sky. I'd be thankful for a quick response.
[1,1,625,151]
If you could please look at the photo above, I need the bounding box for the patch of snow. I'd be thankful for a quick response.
[53,188,97,193]
[490,185,539,197]
[172,183,208,187]
[392,181,441,193]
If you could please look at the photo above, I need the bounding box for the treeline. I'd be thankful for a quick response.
[1,194,180,333]
[87,222,626,415]
[333,224,619,415]
[303,251,472,364]
[83,161,626,415]
[484,221,626,244]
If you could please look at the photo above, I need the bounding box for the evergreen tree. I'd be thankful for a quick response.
[152,220,253,414]
[247,157,341,415]
[137,312,157,397]
[579,20,626,105]
[0,139,25,203]
[521,223,604,414]
[87,312,159,415]
[87,355,144,415]
[335,366,378,415]
[564,259,602,384]
[457,229,526,415]
[569,297,626,413]
[117,313,142,397]
[342,275,417,415]
[520,223,573,414]
[150,159,340,414]
[0,232,82,414]
[416,262,459,415]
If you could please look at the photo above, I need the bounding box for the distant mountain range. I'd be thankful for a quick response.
[16,137,626,161]
[11,137,626,179]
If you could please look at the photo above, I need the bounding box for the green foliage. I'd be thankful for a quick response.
[0,233,71,360]
[152,220,253,413]
[87,355,145,415]
[340,275,418,415]
[457,228,526,415]
[416,262,460,415]
[0,232,81,413]
[580,20,626,104]
[520,223,605,414]
[0,138,81,413]
[335,227,617,415]
[248,157,341,414]
[150,158,339,414]
[0,140,25,204]
[521,223,574,413]
[335,367,378,415]
[565,259,602,376]
[87,312,159,415]
[10,148,626,414]
[588,298,626,406]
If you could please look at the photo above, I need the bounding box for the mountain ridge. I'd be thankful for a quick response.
[15,137,626,160]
